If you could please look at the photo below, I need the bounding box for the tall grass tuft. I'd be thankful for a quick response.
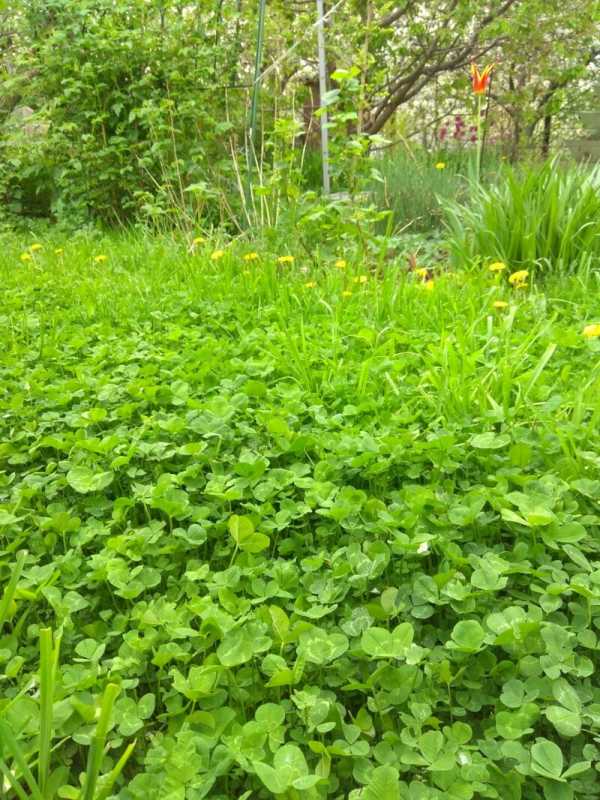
[444,159,600,273]
[370,147,468,232]
[0,627,132,800]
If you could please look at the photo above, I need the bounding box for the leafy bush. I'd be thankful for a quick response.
[0,114,54,219]
[444,160,600,273]
[0,0,243,226]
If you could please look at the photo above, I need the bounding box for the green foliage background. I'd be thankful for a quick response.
[0,0,597,228]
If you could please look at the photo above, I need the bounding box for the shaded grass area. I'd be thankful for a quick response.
[2,234,600,799]
[370,147,505,233]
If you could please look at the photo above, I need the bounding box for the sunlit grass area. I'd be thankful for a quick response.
[2,234,600,798]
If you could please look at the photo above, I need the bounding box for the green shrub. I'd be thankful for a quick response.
[444,159,600,273]
[0,0,243,227]
[0,116,54,218]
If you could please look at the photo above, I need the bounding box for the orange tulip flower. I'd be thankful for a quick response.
[470,63,494,95]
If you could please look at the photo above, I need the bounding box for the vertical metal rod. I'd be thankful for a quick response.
[249,0,267,163]
[316,0,330,194]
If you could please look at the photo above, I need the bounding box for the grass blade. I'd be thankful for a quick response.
[0,757,30,800]
[82,683,120,800]
[38,627,60,797]
[0,721,44,800]
[0,550,26,632]
[524,342,557,400]
[96,740,136,800]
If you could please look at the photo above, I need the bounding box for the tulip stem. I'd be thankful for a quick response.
[475,93,483,183]
[481,73,493,165]
[475,75,493,183]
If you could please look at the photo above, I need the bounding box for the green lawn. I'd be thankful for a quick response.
[2,234,600,800]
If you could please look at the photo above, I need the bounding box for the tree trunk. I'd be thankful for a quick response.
[302,78,321,148]
[541,113,552,158]
[511,116,521,163]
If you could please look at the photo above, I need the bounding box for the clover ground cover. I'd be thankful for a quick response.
[2,235,600,799]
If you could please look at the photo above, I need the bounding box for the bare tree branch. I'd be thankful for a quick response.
[363,0,521,133]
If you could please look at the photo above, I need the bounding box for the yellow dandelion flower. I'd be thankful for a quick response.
[244,252,259,261]
[192,236,205,246]
[488,261,506,272]
[20,252,32,262]
[335,259,347,269]
[352,275,368,284]
[583,324,600,339]
[29,243,43,252]
[54,248,64,256]
[94,255,108,263]
[277,255,294,264]
[508,269,529,286]
[434,162,446,170]
[211,250,225,261]
[342,290,353,298]
[493,300,509,309]
[415,268,429,279]
[424,280,435,291]
[304,281,317,288]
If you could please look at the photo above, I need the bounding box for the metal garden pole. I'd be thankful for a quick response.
[249,0,267,169]
[315,0,331,194]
